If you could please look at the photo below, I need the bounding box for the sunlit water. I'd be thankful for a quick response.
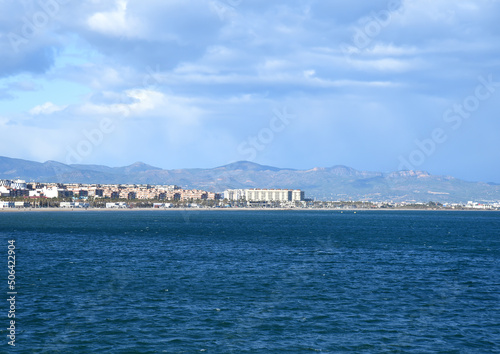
[0,210,499,353]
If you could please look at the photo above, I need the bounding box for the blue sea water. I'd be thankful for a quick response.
[0,210,499,353]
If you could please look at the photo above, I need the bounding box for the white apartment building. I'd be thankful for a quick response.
[42,186,59,198]
[223,189,247,201]
[0,180,12,187]
[292,190,305,202]
[11,179,27,190]
[224,189,305,202]
[246,189,292,202]
[0,186,10,197]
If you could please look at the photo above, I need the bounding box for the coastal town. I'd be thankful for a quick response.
[0,178,499,210]
[0,178,308,209]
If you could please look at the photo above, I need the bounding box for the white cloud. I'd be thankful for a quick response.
[349,57,422,72]
[364,44,419,57]
[87,0,142,38]
[303,70,315,78]
[78,89,203,125]
[29,102,67,115]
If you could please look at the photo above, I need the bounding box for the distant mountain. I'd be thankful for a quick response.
[214,161,288,172]
[0,156,499,203]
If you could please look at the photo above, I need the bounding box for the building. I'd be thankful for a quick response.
[246,189,290,202]
[11,179,27,190]
[58,190,74,198]
[10,189,29,197]
[127,192,137,200]
[206,192,220,200]
[0,186,10,197]
[292,190,305,202]
[78,190,89,198]
[153,203,172,208]
[42,186,59,198]
[180,189,208,201]
[224,188,305,203]
[224,189,246,201]
[106,202,128,208]
[60,202,90,208]
[0,180,12,187]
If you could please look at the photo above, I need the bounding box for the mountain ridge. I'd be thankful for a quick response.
[0,156,499,203]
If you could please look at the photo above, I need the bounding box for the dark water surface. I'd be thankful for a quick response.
[0,210,499,353]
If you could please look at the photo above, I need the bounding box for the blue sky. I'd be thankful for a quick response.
[1,0,499,182]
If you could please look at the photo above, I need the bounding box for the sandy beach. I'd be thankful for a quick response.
[0,207,495,213]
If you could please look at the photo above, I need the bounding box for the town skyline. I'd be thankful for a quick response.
[1,155,500,204]
[1,178,497,211]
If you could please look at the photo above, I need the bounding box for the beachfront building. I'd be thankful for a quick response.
[224,189,246,201]
[224,189,305,202]
[60,202,90,208]
[106,202,128,208]
[292,190,305,202]
[246,189,289,202]
[246,189,304,202]
[153,203,173,208]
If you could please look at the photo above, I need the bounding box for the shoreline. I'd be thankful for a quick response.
[0,207,498,213]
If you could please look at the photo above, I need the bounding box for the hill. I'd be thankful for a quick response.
[0,156,499,203]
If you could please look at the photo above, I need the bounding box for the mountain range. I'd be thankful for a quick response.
[0,156,499,203]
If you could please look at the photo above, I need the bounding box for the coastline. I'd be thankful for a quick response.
[0,207,498,213]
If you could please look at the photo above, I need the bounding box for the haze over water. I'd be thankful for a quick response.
[1,210,499,352]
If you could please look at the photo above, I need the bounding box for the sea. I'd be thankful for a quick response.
[0,210,499,353]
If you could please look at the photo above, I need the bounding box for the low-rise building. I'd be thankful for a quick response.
[60,202,90,208]
[0,202,14,208]
[153,203,172,208]
[0,186,10,197]
[106,202,128,208]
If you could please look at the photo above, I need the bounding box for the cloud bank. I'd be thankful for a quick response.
[0,0,499,182]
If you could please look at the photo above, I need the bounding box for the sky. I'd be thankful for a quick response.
[0,0,499,183]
